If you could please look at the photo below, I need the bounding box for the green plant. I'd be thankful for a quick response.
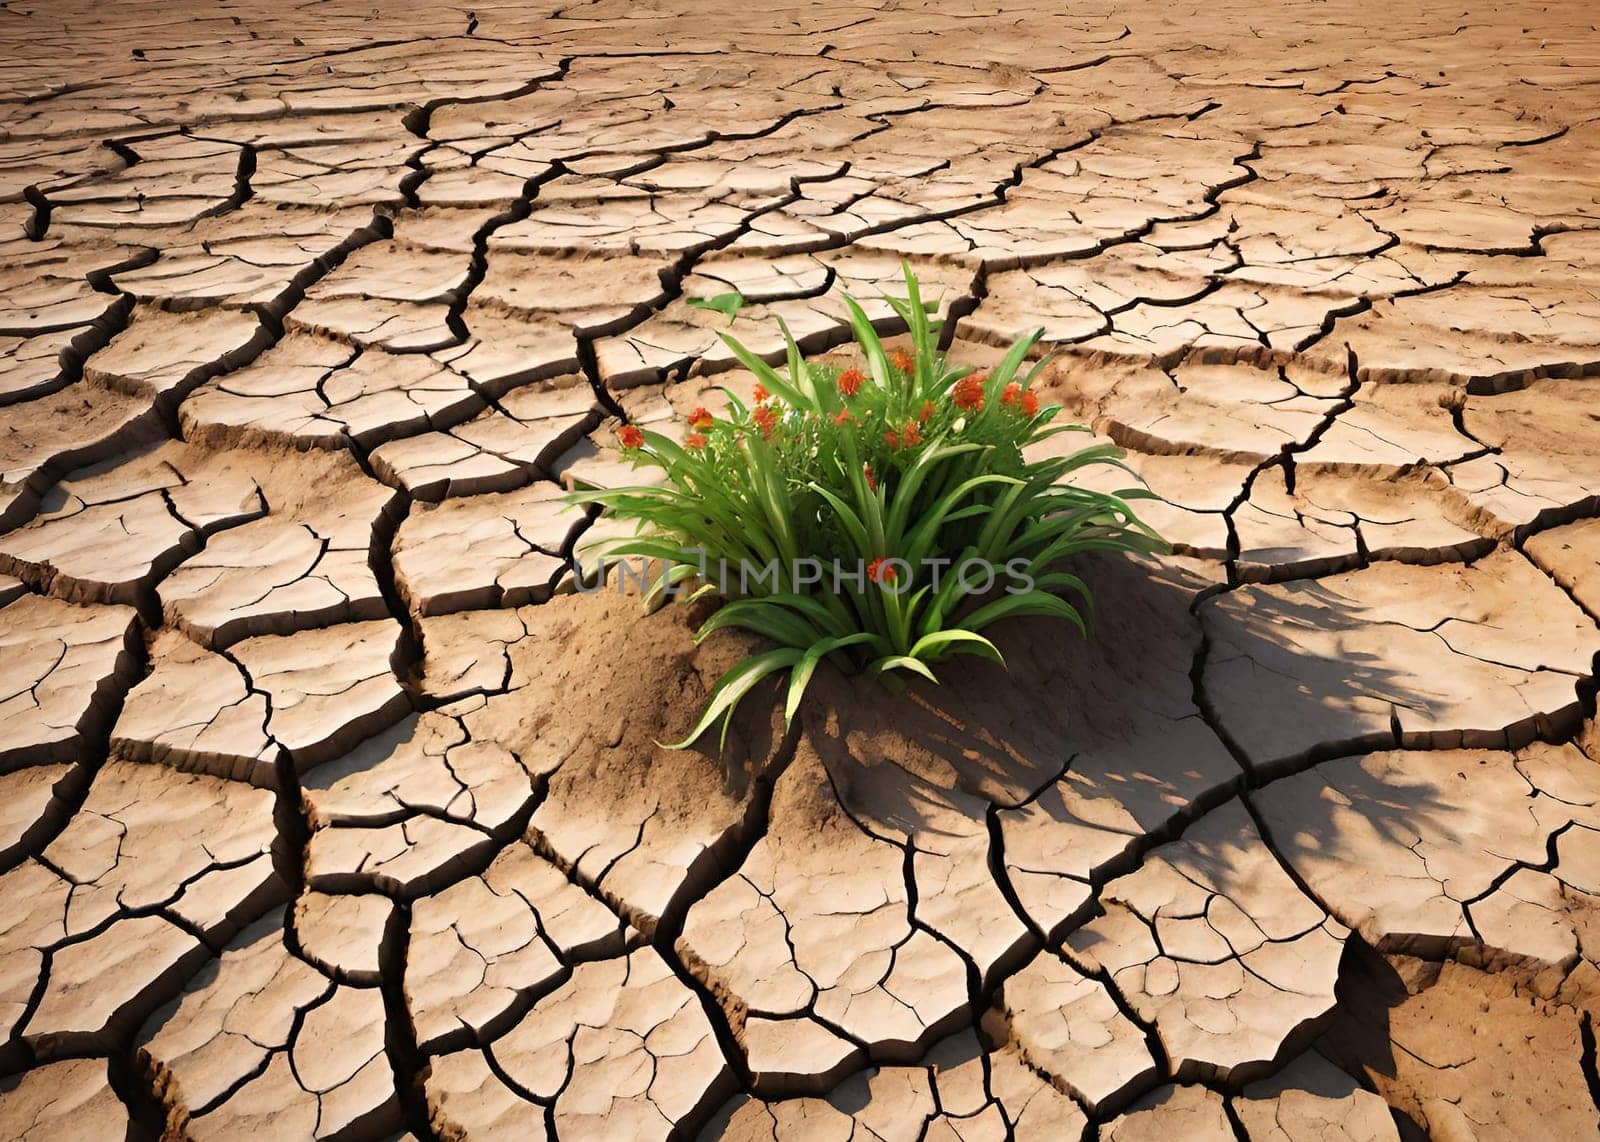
[686,291,745,325]
[569,266,1166,749]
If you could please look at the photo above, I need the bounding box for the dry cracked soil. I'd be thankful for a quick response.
[1,0,1600,1138]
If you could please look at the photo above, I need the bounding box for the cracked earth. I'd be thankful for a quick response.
[2,0,1600,1138]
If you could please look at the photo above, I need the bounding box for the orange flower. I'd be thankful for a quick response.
[688,406,714,431]
[952,373,985,412]
[891,348,915,374]
[832,409,853,426]
[918,400,936,423]
[752,404,778,440]
[867,557,897,585]
[617,425,645,449]
[1001,382,1034,414]
[837,367,864,397]
[752,383,770,404]
[884,427,900,449]
[864,464,876,492]
[901,420,922,447]
[686,432,707,450]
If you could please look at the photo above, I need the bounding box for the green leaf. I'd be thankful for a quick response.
[694,598,824,649]
[962,590,1087,638]
[908,629,1005,666]
[883,584,930,656]
[687,291,745,325]
[920,544,979,638]
[903,474,1023,568]
[866,654,939,684]
[684,581,722,606]
[734,592,854,639]
[899,261,934,395]
[662,647,804,751]
[841,293,892,393]
[982,326,1043,406]
[1030,571,1094,621]
[785,632,879,724]
[644,561,701,613]
[809,482,871,560]
[717,332,807,409]
[777,316,819,408]
[885,439,982,548]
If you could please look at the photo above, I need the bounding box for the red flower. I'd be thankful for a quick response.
[952,373,985,412]
[867,557,897,585]
[884,428,900,449]
[837,367,864,397]
[832,409,853,426]
[1001,382,1032,414]
[688,406,714,431]
[617,425,645,450]
[864,464,876,492]
[686,432,707,450]
[1021,390,1039,417]
[752,404,778,440]
[901,420,922,447]
[752,383,770,404]
[891,348,915,374]
[918,400,935,423]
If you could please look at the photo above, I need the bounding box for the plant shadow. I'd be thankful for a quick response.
[798,551,1470,923]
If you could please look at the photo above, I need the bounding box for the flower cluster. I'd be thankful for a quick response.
[616,338,1045,478]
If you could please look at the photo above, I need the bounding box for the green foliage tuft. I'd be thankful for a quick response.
[569,265,1167,749]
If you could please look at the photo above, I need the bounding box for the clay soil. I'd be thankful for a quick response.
[2,0,1600,1138]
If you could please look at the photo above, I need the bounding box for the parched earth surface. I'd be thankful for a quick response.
[3,0,1600,1138]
